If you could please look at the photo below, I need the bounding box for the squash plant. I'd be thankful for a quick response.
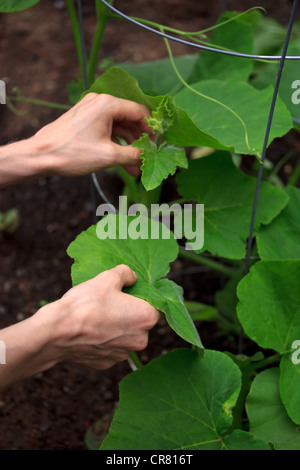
[2,0,300,450]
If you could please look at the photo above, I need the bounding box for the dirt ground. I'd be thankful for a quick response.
[0,0,299,450]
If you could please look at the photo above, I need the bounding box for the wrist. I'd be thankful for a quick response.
[0,136,54,188]
[0,302,62,392]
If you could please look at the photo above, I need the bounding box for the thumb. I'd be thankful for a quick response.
[108,264,138,290]
[111,142,142,167]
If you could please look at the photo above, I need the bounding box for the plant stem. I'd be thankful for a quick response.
[129,352,143,370]
[87,1,110,85]
[7,95,71,111]
[65,0,84,76]
[229,368,252,431]
[288,159,300,186]
[269,149,298,180]
[247,353,281,372]
[227,352,281,432]
[141,185,162,209]
[178,247,235,277]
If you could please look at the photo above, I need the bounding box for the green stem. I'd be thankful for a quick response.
[269,149,298,180]
[114,7,264,39]
[229,368,252,432]
[179,247,235,277]
[7,95,71,111]
[129,351,143,369]
[247,353,281,372]
[141,185,162,209]
[228,353,281,432]
[288,159,300,186]
[65,0,84,76]
[87,1,111,86]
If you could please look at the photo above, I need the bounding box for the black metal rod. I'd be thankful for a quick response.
[238,0,299,354]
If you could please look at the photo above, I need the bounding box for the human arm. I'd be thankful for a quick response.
[0,93,153,188]
[0,264,159,393]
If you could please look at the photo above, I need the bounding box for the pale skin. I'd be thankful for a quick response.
[0,93,159,393]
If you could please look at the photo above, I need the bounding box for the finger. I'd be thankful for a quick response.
[110,141,142,166]
[108,264,138,289]
[106,96,152,128]
[123,165,141,177]
[121,294,160,330]
[112,125,137,145]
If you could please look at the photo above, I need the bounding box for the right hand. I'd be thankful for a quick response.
[42,264,160,370]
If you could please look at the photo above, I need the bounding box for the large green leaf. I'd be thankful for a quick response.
[86,67,230,150]
[101,349,268,450]
[237,260,300,353]
[246,368,300,450]
[86,67,231,190]
[117,54,199,96]
[176,152,289,259]
[67,215,202,348]
[280,355,300,425]
[222,429,269,450]
[189,12,254,83]
[251,38,300,122]
[0,0,39,11]
[257,186,300,260]
[101,349,256,450]
[174,79,292,155]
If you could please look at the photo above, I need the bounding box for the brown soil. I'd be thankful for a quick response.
[0,0,299,450]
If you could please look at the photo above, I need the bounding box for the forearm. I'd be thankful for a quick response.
[0,137,53,188]
[0,303,61,393]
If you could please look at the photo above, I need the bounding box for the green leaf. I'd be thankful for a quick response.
[215,266,244,320]
[67,215,202,348]
[257,186,300,260]
[280,355,300,425]
[174,79,292,155]
[85,67,232,151]
[145,95,175,134]
[222,429,269,450]
[251,38,300,122]
[252,16,287,56]
[189,12,254,83]
[100,349,245,450]
[133,134,188,191]
[184,300,218,322]
[246,368,300,450]
[0,0,39,11]
[237,260,300,353]
[176,152,289,259]
[117,54,199,96]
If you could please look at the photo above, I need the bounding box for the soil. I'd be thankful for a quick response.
[0,0,299,450]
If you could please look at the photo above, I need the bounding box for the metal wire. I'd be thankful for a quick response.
[98,0,300,60]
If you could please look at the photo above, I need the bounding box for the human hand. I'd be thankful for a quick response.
[0,264,159,392]
[41,264,160,370]
[33,93,153,177]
